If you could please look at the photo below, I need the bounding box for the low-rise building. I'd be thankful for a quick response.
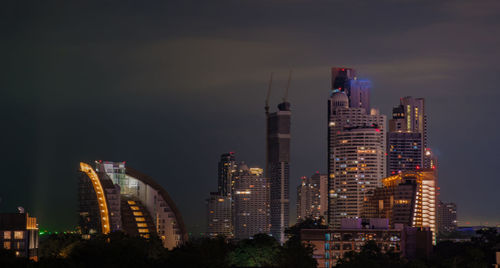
[0,210,39,261]
[301,218,432,268]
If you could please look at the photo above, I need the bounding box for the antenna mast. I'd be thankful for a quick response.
[283,70,292,102]
[265,72,273,115]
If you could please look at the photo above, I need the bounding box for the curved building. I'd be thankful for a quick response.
[78,161,188,249]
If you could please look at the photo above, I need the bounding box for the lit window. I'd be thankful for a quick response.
[133,212,143,216]
[130,206,140,211]
[127,200,136,205]
[138,228,149,233]
[137,223,148,228]
[3,241,10,249]
[3,231,11,239]
[135,217,146,222]
[14,231,23,240]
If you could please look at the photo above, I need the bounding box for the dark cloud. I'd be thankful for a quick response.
[1,0,499,232]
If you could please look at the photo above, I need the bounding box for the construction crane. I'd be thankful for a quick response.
[283,70,292,102]
[265,72,274,115]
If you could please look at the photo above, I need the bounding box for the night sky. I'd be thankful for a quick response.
[1,1,499,233]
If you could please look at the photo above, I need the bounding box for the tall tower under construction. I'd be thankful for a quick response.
[265,73,291,244]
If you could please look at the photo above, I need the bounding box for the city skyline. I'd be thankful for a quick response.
[2,1,500,235]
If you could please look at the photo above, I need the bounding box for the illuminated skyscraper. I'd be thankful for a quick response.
[266,101,291,244]
[327,73,386,228]
[388,97,428,174]
[297,173,328,221]
[78,161,188,249]
[233,165,270,239]
[218,152,237,196]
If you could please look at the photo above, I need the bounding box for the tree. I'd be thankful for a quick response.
[229,233,281,267]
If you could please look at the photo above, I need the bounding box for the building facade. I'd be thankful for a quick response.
[297,173,328,221]
[388,97,428,174]
[267,101,291,243]
[218,152,237,196]
[437,201,457,234]
[327,88,386,228]
[0,211,39,261]
[233,165,270,239]
[78,161,188,249]
[206,193,233,238]
[301,218,432,268]
[362,170,437,243]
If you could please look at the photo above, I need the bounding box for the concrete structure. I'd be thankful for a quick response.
[328,88,386,228]
[297,172,328,221]
[233,165,270,239]
[206,193,233,238]
[301,218,432,268]
[362,170,437,243]
[267,101,291,243]
[437,200,457,233]
[388,97,429,174]
[78,161,188,249]
[0,211,39,261]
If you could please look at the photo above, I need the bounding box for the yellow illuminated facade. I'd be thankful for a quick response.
[381,171,436,243]
[79,162,111,234]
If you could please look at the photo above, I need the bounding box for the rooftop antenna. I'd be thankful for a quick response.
[265,72,274,115]
[283,70,292,102]
[265,72,273,179]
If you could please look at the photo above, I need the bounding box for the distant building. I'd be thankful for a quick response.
[233,165,270,239]
[78,161,188,249]
[301,218,433,268]
[437,201,457,233]
[218,152,237,196]
[0,211,39,261]
[267,101,291,244]
[362,170,437,243]
[206,193,233,238]
[327,88,386,228]
[297,173,328,221]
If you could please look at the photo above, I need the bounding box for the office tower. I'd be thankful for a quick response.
[297,172,328,221]
[218,152,237,196]
[266,101,291,244]
[328,88,386,228]
[206,193,233,238]
[78,161,188,249]
[331,67,356,93]
[233,164,270,239]
[362,170,437,243]
[437,201,457,233]
[387,132,422,175]
[0,210,39,261]
[348,79,371,113]
[388,97,428,173]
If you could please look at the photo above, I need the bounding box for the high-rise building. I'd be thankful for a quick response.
[327,87,386,228]
[78,161,188,249]
[388,97,428,174]
[297,173,328,221]
[206,193,233,238]
[387,132,422,175]
[437,201,457,234]
[233,165,270,239]
[0,210,39,261]
[266,101,291,243]
[218,152,237,196]
[362,170,437,243]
